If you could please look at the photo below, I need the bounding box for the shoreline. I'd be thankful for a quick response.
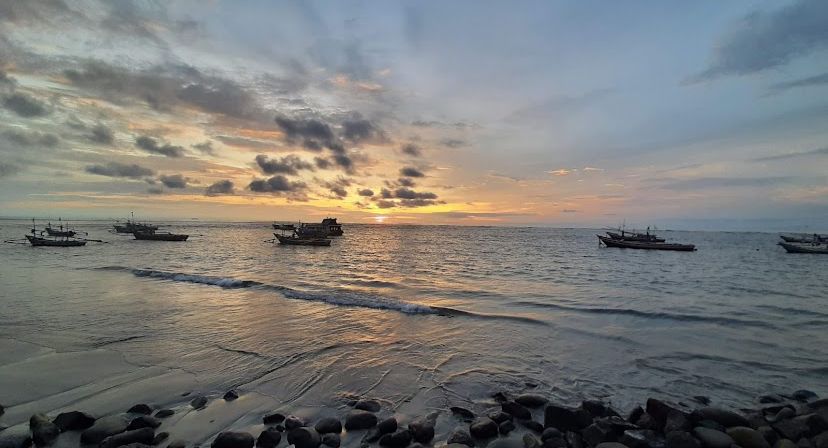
[1,378,826,448]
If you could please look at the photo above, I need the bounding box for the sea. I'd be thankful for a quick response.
[1,220,826,419]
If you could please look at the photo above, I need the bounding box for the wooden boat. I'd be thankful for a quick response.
[606,231,665,243]
[114,212,158,233]
[45,218,77,237]
[780,234,827,244]
[273,223,297,231]
[133,231,188,241]
[598,235,696,251]
[778,242,828,254]
[297,217,343,237]
[274,234,331,246]
[25,234,86,247]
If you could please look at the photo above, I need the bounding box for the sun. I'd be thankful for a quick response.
[373,215,388,224]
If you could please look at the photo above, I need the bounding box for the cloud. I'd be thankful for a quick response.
[205,179,234,196]
[147,187,164,195]
[657,176,793,190]
[358,188,374,197]
[321,176,352,198]
[274,115,337,150]
[159,173,187,188]
[0,70,17,91]
[254,154,314,175]
[342,114,377,142]
[214,135,276,150]
[393,187,437,200]
[440,138,466,148]
[752,146,828,162]
[767,72,828,94]
[135,135,185,157]
[88,123,114,145]
[548,169,571,176]
[688,0,828,82]
[0,161,19,177]
[3,92,49,117]
[401,143,422,157]
[400,166,425,177]
[561,209,578,213]
[248,175,307,194]
[85,162,155,178]
[1,129,59,147]
[332,153,354,172]
[192,141,215,155]
[314,157,332,169]
[396,177,416,187]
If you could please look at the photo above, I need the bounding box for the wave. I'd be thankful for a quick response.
[131,269,263,289]
[512,300,777,329]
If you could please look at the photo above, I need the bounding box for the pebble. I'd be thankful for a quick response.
[596,443,629,448]
[100,427,156,448]
[408,417,435,444]
[470,417,499,439]
[54,411,96,431]
[256,428,281,448]
[489,411,513,424]
[287,427,321,448]
[321,433,340,448]
[792,391,818,403]
[377,417,398,435]
[726,427,771,448]
[314,418,342,435]
[542,428,563,442]
[212,432,254,448]
[29,413,60,446]
[665,431,700,448]
[502,401,532,420]
[499,421,516,435]
[451,407,475,421]
[694,408,750,429]
[80,415,130,445]
[223,390,239,401]
[523,434,542,448]
[263,413,285,425]
[620,429,665,448]
[285,416,306,430]
[190,396,208,410]
[516,395,549,408]
[127,416,162,430]
[692,427,733,448]
[344,411,377,430]
[168,439,187,448]
[664,411,692,433]
[355,399,382,413]
[522,420,544,433]
[545,405,588,431]
[448,429,474,447]
[378,429,412,448]
[127,404,153,415]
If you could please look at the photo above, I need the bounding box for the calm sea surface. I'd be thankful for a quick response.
[1,221,826,413]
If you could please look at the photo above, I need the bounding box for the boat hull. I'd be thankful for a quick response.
[780,235,826,243]
[25,235,86,247]
[275,234,331,246]
[46,229,76,237]
[598,235,695,251]
[778,242,828,254]
[133,232,189,241]
[606,231,665,243]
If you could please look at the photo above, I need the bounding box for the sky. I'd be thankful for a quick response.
[0,0,827,230]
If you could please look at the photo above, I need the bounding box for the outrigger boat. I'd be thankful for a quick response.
[114,212,159,233]
[133,230,189,241]
[778,242,828,254]
[274,233,331,246]
[45,218,78,238]
[272,223,297,231]
[606,229,665,243]
[779,234,827,244]
[598,234,695,251]
[25,219,87,247]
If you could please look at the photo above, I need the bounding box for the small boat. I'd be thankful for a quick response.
[780,234,827,244]
[274,233,331,246]
[45,218,77,237]
[778,242,828,254]
[114,212,159,233]
[273,223,297,231]
[133,231,189,241]
[598,235,696,251]
[606,230,665,243]
[25,219,87,247]
[297,217,343,237]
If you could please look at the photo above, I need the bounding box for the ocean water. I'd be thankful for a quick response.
[1,221,826,416]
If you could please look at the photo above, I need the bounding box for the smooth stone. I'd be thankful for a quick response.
[792,391,818,403]
[378,430,412,448]
[797,439,812,448]
[451,407,476,422]
[288,426,322,448]
[583,420,618,447]
[596,444,629,448]
[727,427,771,448]
[665,432,700,448]
[490,412,513,424]
[545,405,588,431]
[693,427,734,448]
[355,400,381,413]
[502,402,532,420]
[637,413,660,431]
[620,430,666,448]
[695,408,751,429]
[772,419,810,441]
[768,408,796,424]
[223,390,239,401]
[408,418,435,444]
[813,432,828,448]
[100,428,156,448]
[190,396,208,410]
[54,411,96,431]
[775,440,798,448]
[523,434,542,448]
[212,432,254,448]
[542,429,563,442]
[646,399,685,427]
[448,429,474,447]
[168,440,187,448]
[489,439,524,448]
[543,437,567,448]
[285,416,306,431]
[499,421,516,435]
[516,395,549,409]
[758,426,778,446]
[321,433,340,448]
[256,428,281,448]
[127,405,153,415]
[629,408,645,424]
[665,411,692,433]
[344,411,377,430]
[155,410,174,419]
[30,413,60,446]
[152,432,169,445]
[377,418,398,435]
[80,415,130,444]
[314,418,342,435]
[363,429,384,444]
[0,433,31,448]
[696,421,725,432]
[127,416,162,430]
[263,413,285,425]
[492,392,510,404]
[583,401,609,418]
[470,418,498,439]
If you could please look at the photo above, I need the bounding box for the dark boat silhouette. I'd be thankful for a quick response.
[598,234,695,251]
[25,219,86,247]
[133,231,189,241]
[778,242,828,254]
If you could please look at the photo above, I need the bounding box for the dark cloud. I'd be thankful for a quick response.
[441,138,466,148]
[397,177,416,187]
[380,188,393,199]
[342,115,377,142]
[192,141,215,155]
[88,123,114,145]
[214,135,276,150]
[321,176,352,198]
[248,175,307,193]
[329,185,348,197]
[274,115,337,149]
[752,146,828,162]
[255,154,314,175]
[358,188,374,197]
[135,135,185,157]
[147,187,164,195]
[159,173,188,188]
[205,179,234,196]
[400,166,425,178]
[688,0,828,82]
[0,161,19,177]
[657,176,793,190]
[376,199,396,209]
[314,157,332,169]
[332,153,354,172]
[767,72,828,94]
[85,162,155,178]
[401,143,422,157]
[393,187,437,200]
[3,92,49,117]
[2,129,59,147]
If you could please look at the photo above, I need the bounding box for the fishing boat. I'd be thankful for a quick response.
[598,234,696,251]
[133,230,189,241]
[778,242,828,254]
[25,220,87,247]
[297,217,343,237]
[780,234,827,244]
[273,223,297,231]
[114,212,159,233]
[45,218,77,237]
[606,229,665,243]
[274,233,331,246]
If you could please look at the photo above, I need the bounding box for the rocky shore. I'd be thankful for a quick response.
[1,388,826,448]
